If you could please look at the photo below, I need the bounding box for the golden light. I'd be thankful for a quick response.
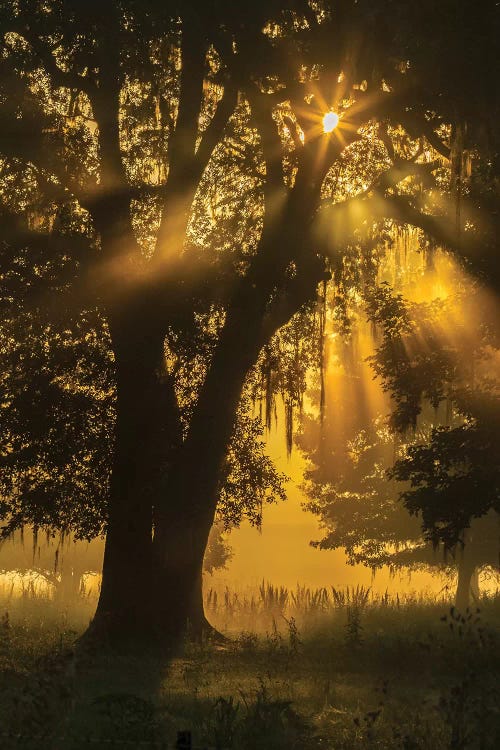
[322,111,339,133]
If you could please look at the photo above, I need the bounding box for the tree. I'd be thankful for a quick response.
[0,522,235,601]
[370,280,500,608]
[0,529,104,601]
[300,228,500,608]
[0,0,497,646]
[390,390,500,610]
[303,414,500,608]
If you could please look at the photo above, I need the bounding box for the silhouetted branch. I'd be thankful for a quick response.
[196,81,239,176]
[8,23,97,96]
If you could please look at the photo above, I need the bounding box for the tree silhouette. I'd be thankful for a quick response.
[0,1,498,646]
[300,232,499,609]
[303,412,499,609]
[373,282,500,608]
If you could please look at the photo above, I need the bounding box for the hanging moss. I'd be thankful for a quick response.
[32,524,38,564]
[450,121,473,244]
[318,279,327,424]
[285,399,294,457]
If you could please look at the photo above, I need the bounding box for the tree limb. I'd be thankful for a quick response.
[7,23,97,96]
[195,78,239,177]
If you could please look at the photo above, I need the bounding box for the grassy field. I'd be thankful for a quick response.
[0,581,499,749]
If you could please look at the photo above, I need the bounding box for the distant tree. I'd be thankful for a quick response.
[390,390,500,609]
[301,241,499,609]
[0,521,234,601]
[0,528,104,601]
[371,283,500,607]
[0,0,498,647]
[304,414,499,608]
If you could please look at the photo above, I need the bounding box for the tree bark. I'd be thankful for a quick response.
[152,245,276,638]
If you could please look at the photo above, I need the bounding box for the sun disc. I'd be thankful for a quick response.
[323,111,339,133]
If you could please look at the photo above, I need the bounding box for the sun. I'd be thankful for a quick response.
[322,111,339,133]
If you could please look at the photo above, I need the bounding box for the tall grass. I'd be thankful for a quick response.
[0,579,499,748]
[203,581,500,637]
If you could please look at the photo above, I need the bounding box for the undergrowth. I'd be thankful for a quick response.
[0,583,498,748]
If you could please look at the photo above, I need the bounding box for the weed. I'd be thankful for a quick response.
[283,615,302,655]
[201,696,240,749]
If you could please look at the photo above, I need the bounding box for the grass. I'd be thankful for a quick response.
[0,580,499,748]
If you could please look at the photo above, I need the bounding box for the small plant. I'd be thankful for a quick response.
[259,581,289,615]
[0,611,10,663]
[283,615,302,655]
[332,586,371,646]
[265,617,285,658]
[238,680,321,749]
[201,696,240,749]
[290,585,329,615]
[235,631,259,652]
[435,607,500,750]
[92,693,158,744]
[346,604,364,646]
[353,707,383,744]
[331,585,371,609]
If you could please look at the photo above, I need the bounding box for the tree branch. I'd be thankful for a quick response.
[195,79,239,178]
[8,23,97,96]
[399,110,451,160]
[0,113,92,209]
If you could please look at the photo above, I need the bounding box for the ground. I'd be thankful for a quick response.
[0,583,499,749]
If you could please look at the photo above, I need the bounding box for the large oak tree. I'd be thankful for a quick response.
[0,0,497,646]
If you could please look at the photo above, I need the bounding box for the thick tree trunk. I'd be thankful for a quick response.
[80,30,212,647]
[87,319,178,644]
[152,510,210,641]
[152,232,322,643]
[152,298,266,642]
[152,383,242,642]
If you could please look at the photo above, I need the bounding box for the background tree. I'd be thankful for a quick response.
[303,414,499,609]
[300,219,499,608]
[371,280,500,608]
[389,386,500,610]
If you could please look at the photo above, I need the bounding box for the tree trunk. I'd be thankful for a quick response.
[152,381,243,642]
[152,296,267,642]
[87,319,179,644]
[57,564,83,602]
[151,348,251,643]
[153,509,210,641]
[455,550,477,612]
[81,31,210,647]
[152,229,322,643]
